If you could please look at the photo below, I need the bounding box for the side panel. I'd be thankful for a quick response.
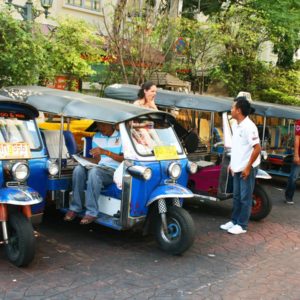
[47,176,72,191]
[27,157,48,199]
[27,157,49,214]
[128,159,190,217]
[189,165,221,194]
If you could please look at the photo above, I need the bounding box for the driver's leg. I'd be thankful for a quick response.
[85,167,114,217]
[69,165,87,212]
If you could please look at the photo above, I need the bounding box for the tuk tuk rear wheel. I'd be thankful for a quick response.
[5,212,35,267]
[154,206,195,255]
[250,184,272,221]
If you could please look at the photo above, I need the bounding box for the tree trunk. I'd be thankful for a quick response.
[113,0,127,36]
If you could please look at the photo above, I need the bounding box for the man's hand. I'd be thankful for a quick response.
[241,165,251,180]
[228,165,234,176]
[294,155,300,165]
[89,147,107,158]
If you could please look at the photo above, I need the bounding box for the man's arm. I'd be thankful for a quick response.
[242,143,261,179]
[90,147,124,162]
[103,150,124,162]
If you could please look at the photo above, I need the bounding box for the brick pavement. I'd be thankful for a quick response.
[0,177,299,300]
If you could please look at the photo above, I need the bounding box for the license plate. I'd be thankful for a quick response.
[0,143,31,159]
[153,145,179,160]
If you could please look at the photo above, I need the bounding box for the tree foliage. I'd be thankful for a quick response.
[0,10,48,87]
[248,0,300,68]
[44,18,105,90]
[0,11,105,90]
[208,3,300,104]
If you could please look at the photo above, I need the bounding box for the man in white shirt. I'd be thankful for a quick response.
[220,97,261,234]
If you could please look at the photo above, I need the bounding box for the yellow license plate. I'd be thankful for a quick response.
[0,143,31,159]
[153,145,179,160]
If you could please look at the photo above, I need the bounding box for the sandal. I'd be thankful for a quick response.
[64,210,77,221]
[80,215,97,225]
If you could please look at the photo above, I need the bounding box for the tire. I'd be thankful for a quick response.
[5,212,35,267]
[250,184,272,221]
[154,205,195,255]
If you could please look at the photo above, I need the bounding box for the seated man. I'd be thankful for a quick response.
[64,122,123,224]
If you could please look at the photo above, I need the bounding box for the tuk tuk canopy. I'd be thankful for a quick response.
[0,86,174,124]
[104,84,300,120]
[0,95,39,119]
[104,84,233,113]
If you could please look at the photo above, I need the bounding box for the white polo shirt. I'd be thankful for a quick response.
[230,116,260,173]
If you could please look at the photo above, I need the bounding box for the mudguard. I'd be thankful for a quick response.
[0,186,43,205]
[256,168,272,180]
[147,183,194,206]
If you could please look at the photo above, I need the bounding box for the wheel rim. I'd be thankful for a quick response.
[252,194,262,215]
[160,217,181,243]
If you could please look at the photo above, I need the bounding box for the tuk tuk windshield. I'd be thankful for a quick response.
[128,120,183,156]
[0,118,41,149]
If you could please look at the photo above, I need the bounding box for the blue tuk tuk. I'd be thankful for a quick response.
[0,95,49,266]
[2,86,198,255]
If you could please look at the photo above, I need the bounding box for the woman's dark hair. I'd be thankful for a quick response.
[137,81,155,99]
[234,96,253,116]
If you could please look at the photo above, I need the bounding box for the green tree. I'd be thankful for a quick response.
[45,18,105,90]
[0,10,49,87]
[209,5,269,95]
[248,0,300,68]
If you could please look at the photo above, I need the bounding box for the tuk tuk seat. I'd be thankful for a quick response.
[41,130,69,159]
[102,183,122,199]
[82,136,93,157]
[41,130,78,158]
[63,130,78,155]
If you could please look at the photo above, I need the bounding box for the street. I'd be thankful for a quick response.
[0,177,299,300]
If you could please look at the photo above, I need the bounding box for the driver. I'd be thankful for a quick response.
[64,122,123,224]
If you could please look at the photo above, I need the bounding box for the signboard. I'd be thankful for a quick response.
[0,143,31,159]
[0,112,26,119]
[153,145,179,160]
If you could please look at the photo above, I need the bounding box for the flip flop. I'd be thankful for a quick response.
[80,215,97,225]
[64,210,77,221]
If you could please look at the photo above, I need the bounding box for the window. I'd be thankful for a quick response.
[0,118,41,150]
[129,120,183,156]
[66,0,101,12]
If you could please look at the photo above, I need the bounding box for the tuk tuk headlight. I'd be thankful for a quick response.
[47,160,59,176]
[12,162,29,181]
[127,165,152,180]
[187,161,198,174]
[168,162,181,179]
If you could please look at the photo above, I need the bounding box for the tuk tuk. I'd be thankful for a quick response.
[2,86,197,255]
[104,84,273,221]
[248,101,300,178]
[0,95,47,267]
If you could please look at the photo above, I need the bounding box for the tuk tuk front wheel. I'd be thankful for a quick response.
[5,211,35,267]
[154,206,195,255]
[250,184,272,221]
